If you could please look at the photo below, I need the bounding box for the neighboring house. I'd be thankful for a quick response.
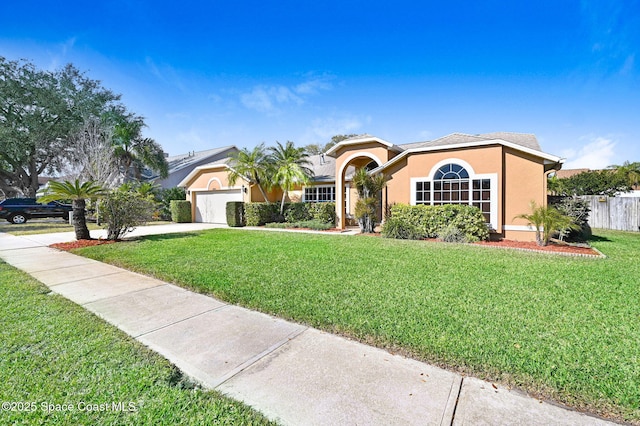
[179,132,564,241]
[143,146,238,188]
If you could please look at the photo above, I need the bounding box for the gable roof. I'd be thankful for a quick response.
[144,146,237,180]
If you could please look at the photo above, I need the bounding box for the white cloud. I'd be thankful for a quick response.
[300,114,369,144]
[145,57,187,92]
[562,136,617,169]
[239,76,332,114]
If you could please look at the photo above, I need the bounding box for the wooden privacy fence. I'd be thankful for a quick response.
[580,195,640,232]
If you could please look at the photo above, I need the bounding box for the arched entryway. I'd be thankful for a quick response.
[335,153,383,229]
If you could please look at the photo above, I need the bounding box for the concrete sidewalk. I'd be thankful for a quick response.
[0,228,615,425]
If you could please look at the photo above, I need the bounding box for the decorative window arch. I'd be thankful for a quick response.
[410,159,497,229]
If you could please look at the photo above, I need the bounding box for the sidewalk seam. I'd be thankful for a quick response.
[448,377,464,426]
[132,304,231,338]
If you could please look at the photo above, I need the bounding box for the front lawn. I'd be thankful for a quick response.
[73,229,640,423]
[0,219,172,236]
[0,261,273,425]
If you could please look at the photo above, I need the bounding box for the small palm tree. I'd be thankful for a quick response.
[514,201,579,246]
[39,179,106,240]
[353,167,387,233]
[112,115,168,181]
[228,144,273,202]
[269,141,314,214]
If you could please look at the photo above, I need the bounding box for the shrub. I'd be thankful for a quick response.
[156,187,186,220]
[245,203,281,226]
[387,204,489,241]
[308,202,336,225]
[381,216,423,240]
[436,224,469,243]
[226,201,245,227]
[550,196,591,241]
[514,201,579,246]
[284,202,312,223]
[170,200,192,223]
[100,190,156,240]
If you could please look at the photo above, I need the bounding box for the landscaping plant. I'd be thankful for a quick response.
[352,167,386,233]
[38,179,106,240]
[514,201,579,246]
[100,186,156,240]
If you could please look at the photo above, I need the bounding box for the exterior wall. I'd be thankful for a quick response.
[503,148,547,241]
[183,167,249,222]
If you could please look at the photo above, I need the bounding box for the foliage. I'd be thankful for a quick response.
[67,117,120,188]
[609,161,640,188]
[170,200,192,223]
[514,201,580,246]
[0,57,121,197]
[284,202,312,222]
[269,141,314,214]
[245,202,335,226]
[112,113,168,181]
[550,170,631,196]
[436,224,470,243]
[353,167,387,233]
[380,216,423,240]
[156,187,186,220]
[265,220,333,230]
[304,134,357,155]
[386,204,489,241]
[226,201,245,227]
[227,143,273,202]
[307,202,336,225]
[74,229,640,422]
[39,179,106,240]
[0,263,275,425]
[549,196,592,241]
[99,188,155,240]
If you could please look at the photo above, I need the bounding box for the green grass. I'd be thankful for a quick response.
[0,219,172,236]
[0,261,274,425]
[73,229,640,423]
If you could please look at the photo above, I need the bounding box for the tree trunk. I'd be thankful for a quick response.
[72,198,91,240]
[280,192,287,215]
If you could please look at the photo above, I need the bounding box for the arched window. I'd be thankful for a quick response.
[414,162,493,224]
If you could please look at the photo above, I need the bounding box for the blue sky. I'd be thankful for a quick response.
[1,1,639,168]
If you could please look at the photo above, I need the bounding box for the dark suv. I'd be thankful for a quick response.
[0,198,73,224]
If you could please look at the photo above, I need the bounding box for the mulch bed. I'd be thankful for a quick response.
[50,239,118,251]
[474,239,601,256]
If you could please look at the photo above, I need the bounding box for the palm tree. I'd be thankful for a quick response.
[39,179,106,240]
[514,201,579,246]
[112,115,168,181]
[227,143,272,202]
[269,141,314,214]
[352,167,387,233]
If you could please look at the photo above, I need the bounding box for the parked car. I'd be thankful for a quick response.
[0,198,73,224]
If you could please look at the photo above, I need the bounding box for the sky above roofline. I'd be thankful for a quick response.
[1,1,639,169]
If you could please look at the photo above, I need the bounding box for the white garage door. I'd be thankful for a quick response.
[194,190,243,224]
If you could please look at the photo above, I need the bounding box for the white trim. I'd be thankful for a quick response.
[189,184,243,192]
[325,136,397,156]
[302,184,336,202]
[409,160,498,230]
[369,138,563,175]
[503,225,538,232]
[206,177,223,190]
[336,152,383,227]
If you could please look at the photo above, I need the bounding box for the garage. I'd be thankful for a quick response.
[194,189,242,223]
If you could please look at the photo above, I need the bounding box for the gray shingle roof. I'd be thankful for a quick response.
[307,154,335,181]
[398,132,541,152]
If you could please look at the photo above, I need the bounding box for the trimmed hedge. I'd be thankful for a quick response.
[382,204,489,241]
[245,202,336,227]
[226,201,245,227]
[170,200,192,223]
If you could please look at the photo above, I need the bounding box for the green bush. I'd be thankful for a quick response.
[246,202,336,226]
[381,216,423,240]
[308,202,336,225]
[436,224,469,243]
[170,200,192,223]
[156,187,186,220]
[284,202,312,222]
[385,204,489,241]
[100,190,156,240]
[245,203,281,226]
[226,201,245,227]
